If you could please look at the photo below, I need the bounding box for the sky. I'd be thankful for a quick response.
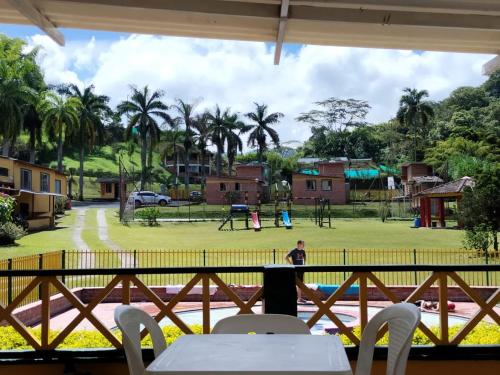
[0,23,495,146]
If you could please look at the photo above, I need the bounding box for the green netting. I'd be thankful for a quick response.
[344,169,379,179]
[298,169,319,175]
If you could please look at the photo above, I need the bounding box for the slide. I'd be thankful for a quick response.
[282,210,292,229]
[251,211,261,231]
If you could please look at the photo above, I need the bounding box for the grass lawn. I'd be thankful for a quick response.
[109,210,464,250]
[0,211,76,260]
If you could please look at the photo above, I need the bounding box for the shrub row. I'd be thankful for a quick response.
[0,323,497,350]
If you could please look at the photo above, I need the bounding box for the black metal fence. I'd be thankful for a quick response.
[1,248,497,308]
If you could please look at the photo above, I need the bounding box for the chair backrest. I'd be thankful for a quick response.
[212,314,311,334]
[114,305,167,375]
[355,303,421,375]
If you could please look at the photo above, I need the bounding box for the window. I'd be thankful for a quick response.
[219,183,227,192]
[234,183,240,191]
[305,179,316,191]
[321,179,332,191]
[0,167,8,177]
[21,169,32,190]
[105,183,112,193]
[40,173,50,192]
[55,179,62,194]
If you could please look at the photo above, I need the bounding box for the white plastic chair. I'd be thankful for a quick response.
[212,313,311,334]
[114,305,167,375]
[355,303,421,375]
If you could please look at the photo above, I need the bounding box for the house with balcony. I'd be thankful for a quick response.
[163,149,213,184]
[0,157,67,231]
[292,161,348,204]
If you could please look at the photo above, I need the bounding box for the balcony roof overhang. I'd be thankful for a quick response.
[0,0,499,68]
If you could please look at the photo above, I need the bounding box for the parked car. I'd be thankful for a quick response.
[189,191,203,201]
[131,191,171,207]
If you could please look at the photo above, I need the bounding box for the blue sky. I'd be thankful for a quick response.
[0,23,493,143]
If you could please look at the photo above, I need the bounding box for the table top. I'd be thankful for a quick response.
[145,334,352,375]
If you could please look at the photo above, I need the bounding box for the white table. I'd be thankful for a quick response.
[145,334,353,375]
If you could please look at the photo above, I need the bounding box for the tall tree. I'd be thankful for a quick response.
[245,103,283,163]
[225,113,249,176]
[38,91,80,172]
[117,86,171,190]
[193,112,210,189]
[396,88,434,162]
[172,100,197,189]
[0,62,36,157]
[296,97,370,158]
[207,105,230,177]
[61,84,111,201]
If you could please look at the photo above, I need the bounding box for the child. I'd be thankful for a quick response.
[285,240,307,303]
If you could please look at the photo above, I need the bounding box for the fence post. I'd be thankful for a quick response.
[133,250,137,268]
[38,253,43,300]
[343,248,346,280]
[7,258,12,305]
[273,249,276,264]
[263,265,297,316]
[61,250,66,284]
[413,249,418,285]
[203,249,206,267]
[485,250,490,287]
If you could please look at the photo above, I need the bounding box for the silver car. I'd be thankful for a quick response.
[131,191,171,207]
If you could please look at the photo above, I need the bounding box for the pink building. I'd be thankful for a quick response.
[292,162,347,205]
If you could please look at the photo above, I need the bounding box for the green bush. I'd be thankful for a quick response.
[0,323,496,350]
[0,325,203,350]
[136,207,161,226]
[0,194,15,223]
[338,322,500,346]
[0,222,26,245]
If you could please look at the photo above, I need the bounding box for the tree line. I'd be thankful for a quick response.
[0,35,283,197]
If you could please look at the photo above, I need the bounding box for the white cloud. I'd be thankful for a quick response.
[27,33,494,145]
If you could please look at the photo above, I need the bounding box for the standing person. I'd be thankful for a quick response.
[285,240,307,303]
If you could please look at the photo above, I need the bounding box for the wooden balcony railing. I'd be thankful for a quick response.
[0,265,497,356]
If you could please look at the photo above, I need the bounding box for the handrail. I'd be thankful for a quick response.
[0,264,498,277]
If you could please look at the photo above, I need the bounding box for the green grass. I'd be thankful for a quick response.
[111,212,464,250]
[0,211,76,260]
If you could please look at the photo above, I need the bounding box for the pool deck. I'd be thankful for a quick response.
[39,301,498,331]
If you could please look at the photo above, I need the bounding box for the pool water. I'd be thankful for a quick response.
[159,306,468,334]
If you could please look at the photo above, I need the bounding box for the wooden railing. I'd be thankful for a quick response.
[0,265,498,352]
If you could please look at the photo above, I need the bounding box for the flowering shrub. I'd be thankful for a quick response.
[0,193,15,224]
[0,323,496,350]
[338,322,500,346]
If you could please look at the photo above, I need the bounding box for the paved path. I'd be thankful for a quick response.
[72,208,95,269]
[97,208,136,268]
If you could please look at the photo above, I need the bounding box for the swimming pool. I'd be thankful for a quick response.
[159,305,469,334]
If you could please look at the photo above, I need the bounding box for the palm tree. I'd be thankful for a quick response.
[193,112,211,189]
[225,113,250,176]
[172,99,197,189]
[0,62,36,157]
[38,91,81,172]
[245,103,283,163]
[17,47,46,163]
[117,86,171,190]
[207,105,230,177]
[396,88,434,162]
[61,84,111,201]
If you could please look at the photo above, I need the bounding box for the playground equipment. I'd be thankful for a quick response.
[219,204,255,231]
[219,190,262,231]
[274,181,293,229]
[314,198,331,228]
[281,210,292,229]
